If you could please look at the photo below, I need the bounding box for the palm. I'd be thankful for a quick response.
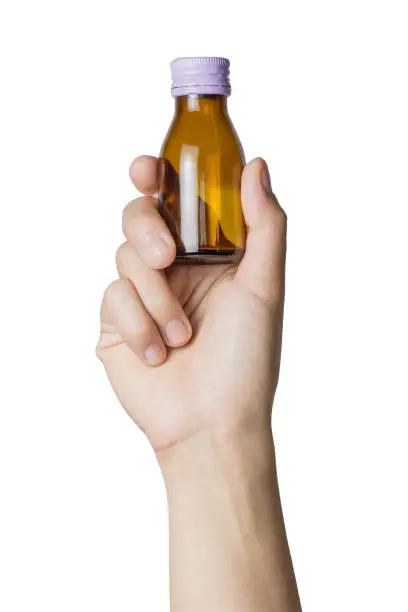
[100,264,276,450]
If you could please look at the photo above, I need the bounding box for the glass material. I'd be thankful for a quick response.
[159,95,246,264]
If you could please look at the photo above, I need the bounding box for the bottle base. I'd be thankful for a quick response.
[174,249,245,265]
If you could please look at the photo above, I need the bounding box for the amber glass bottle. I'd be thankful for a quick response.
[159,57,246,264]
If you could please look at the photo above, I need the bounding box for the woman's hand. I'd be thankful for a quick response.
[96,155,286,452]
[97,155,300,611]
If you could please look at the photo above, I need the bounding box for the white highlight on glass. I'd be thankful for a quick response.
[180,145,199,253]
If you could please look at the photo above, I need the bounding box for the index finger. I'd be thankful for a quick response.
[129,155,160,196]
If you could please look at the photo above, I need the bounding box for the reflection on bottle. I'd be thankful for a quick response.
[179,145,199,253]
[159,158,181,247]
[159,156,244,262]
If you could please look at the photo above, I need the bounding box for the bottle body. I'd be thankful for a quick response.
[159,95,246,264]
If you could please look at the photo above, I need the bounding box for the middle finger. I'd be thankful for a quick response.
[116,242,192,349]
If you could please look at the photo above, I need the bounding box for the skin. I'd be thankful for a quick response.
[97,155,302,611]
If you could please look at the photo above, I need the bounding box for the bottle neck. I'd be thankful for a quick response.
[175,95,228,116]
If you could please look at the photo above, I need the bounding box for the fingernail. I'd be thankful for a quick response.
[143,232,171,260]
[145,344,165,366]
[261,163,272,195]
[165,319,190,346]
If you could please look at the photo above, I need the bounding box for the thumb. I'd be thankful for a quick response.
[236,158,287,308]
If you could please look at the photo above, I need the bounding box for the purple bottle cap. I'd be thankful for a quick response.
[170,57,231,97]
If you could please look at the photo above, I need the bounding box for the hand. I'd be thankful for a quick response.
[96,155,287,452]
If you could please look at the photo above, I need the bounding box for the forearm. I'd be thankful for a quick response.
[158,426,301,612]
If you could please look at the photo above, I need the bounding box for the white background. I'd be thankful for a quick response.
[1,1,407,610]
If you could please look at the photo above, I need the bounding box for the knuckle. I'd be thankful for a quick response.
[122,206,153,243]
[126,320,155,348]
[122,196,157,228]
[102,278,125,307]
[271,204,287,231]
[133,325,152,342]
[122,199,138,234]
[122,197,137,219]
[279,206,288,224]
[95,341,104,362]
[115,241,131,271]
[274,201,287,221]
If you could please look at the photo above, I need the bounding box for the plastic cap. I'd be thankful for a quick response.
[170,57,231,97]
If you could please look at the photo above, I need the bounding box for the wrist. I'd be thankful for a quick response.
[156,424,276,490]
[157,424,301,612]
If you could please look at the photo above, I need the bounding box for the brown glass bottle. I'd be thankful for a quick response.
[159,57,246,264]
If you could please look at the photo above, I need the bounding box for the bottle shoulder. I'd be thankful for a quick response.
[160,112,245,163]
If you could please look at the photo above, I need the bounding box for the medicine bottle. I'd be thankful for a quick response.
[159,57,246,264]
